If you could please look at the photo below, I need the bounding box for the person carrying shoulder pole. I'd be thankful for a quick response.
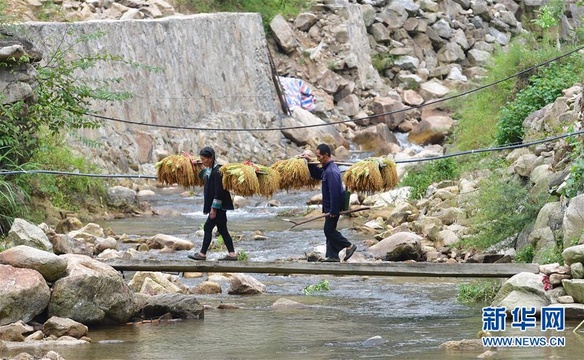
[300,144,357,262]
[188,146,238,261]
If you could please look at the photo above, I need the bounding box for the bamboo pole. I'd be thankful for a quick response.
[283,207,371,230]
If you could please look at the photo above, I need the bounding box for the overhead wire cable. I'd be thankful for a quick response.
[2,129,583,177]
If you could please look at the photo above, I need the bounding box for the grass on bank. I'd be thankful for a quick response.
[432,29,584,255]
[174,0,314,29]
[457,169,551,251]
[449,33,584,151]
[457,280,500,303]
[8,134,107,227]
[0,160,106,236]
[399,158,460,200]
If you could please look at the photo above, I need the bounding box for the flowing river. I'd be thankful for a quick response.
[12,187,583,359]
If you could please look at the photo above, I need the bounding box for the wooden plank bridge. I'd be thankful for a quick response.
[101,259,540,278]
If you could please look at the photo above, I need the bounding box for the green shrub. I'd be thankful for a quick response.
[457,280,500,303]
[450,36,582,151]
[237,249,249,261]
[0,146,28,233]
[531,0,564,30]
[304,279,330,295]
[515,244,535,263]
[559,135,584,199]
[495,55,584,145]
[0,177,27,234]
[458,174,550,250]
[371,53,394,72]
[536,239,565,265]
[16,135,107,215]
[400,158,459,200]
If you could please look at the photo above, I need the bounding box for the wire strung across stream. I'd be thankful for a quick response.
[1,129,583,179]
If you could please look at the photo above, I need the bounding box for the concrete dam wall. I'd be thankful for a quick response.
[18,14,289,176]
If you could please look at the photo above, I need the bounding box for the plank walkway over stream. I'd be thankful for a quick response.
[101,260,540,278]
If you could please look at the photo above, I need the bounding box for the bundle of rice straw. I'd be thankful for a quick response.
[256,164,281,197]
[220,161,261,197]
[271,157,320,191]
[343,157,398,193]
[156,154,204,188]
[379,157,398,190]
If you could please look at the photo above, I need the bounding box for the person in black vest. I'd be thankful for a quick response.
[301,144,357,262]
[188,146,237,261]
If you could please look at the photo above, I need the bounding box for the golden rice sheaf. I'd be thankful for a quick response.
[343,158,384,194]
[220,163,261,197]
[271,157,313,190]
[156,154,205,188]
[380,158,398,190]
[257,165,280,198]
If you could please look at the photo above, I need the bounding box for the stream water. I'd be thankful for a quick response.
[9,188,583,359]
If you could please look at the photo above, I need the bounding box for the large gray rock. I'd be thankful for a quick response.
[5,218,53,252]
[0,265,51,326]
[141,293,203,320]
[492,272,550,313]
[146,234,195,251]
[418,80,451,100]
[571,262,584,279]
[533,202,563,231]
[106,186,138,209]
[43,316,88,339]
[563,195,584,248]
[561,279,584,303]
[281,107,348,149]
[128,271,189,295]
[563,244,584,266]
[407,115,454,145]
[270,14,298,54]
[0,245,67,282]
[341,4,385,90]
[370,97,406,130]
[351,123,400,155]
[227,273,266,295]
[368,232,424,261]
[48,254,136,325]
[293,13,318,31]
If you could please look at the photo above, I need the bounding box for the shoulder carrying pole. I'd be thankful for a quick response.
[283,207,371,231]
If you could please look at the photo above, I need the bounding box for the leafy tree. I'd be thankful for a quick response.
[0,27,156,234]
[0,29,135,168]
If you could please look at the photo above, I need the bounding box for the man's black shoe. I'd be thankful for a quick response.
[344,244,357,261]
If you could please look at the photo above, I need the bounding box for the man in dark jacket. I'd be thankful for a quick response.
[302,144,357,262]
[188,146,237,261]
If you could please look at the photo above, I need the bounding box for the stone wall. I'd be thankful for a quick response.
[16,14,293,176]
